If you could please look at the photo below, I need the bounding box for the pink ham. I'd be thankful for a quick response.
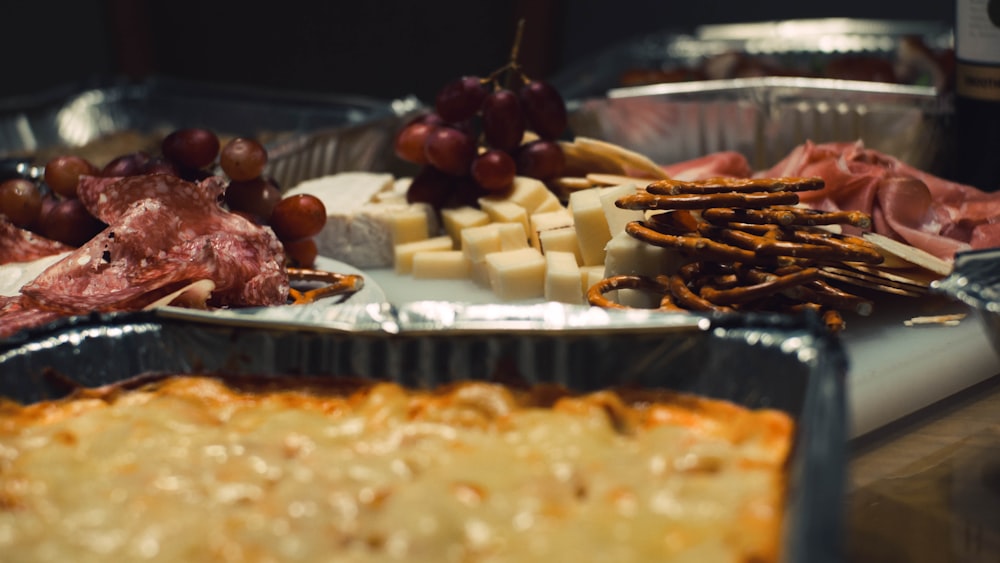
[755,140,1000,260]
[660,151,752,181]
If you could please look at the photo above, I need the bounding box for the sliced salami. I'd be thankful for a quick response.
[0,218,72,266]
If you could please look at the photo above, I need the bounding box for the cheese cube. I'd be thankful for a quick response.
[533,191,566,214]
[441,206,490,247]
[604,231,684,307]
[580,265,606,298]
[481,176,552,214]
[600,184,644,236]
[412,251,470,279]
[496,222,529,250]
[485,247,546,301]
[461,224,503,263]
[545,251,584,304]
[389,207,431,245]
[538,227,582,263]
[569,188,612,266]
[529,209,574,250]
[470,261,491,287]
[477,198,530,235]
[394,236,453,274]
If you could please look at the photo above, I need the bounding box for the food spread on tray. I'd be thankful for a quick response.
[0,374,793,562]
[0,128,370,338]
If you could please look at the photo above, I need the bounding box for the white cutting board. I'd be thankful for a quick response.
[363,268,1000,439]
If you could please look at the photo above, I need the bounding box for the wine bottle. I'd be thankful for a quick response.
[955,0,1000,191]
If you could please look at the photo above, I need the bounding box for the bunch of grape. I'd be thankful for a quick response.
[0,128,325,267]
[394,69,568,209]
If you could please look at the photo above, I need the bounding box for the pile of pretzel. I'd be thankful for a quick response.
[586,176,888,331]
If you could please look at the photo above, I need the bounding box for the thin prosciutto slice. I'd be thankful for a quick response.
[18,174,288,315]
[756,140,1000,260]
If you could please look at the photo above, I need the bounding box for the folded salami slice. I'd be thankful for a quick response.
[0,218,72,266]
[19,175,288,315]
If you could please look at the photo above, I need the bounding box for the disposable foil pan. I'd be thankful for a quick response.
[557,18,953,175]
[567,76,950,174]
[0,303,847,562]
[933,249,1000,363]
[0,76,417,188]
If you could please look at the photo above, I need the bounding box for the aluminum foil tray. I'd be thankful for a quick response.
[0,303,846,562]
[0,77,417,188]
[933,249,1000,363]
[557,18,953,175]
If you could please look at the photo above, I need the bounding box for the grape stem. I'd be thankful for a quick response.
[480,18,531,91]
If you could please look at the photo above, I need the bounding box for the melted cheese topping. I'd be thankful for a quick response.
[0,377,793,562]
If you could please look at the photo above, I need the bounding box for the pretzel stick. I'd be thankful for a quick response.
[658,274,734,313]
[625,221,761,263]
[646,176,824,195]
[701,206,872,228]
[699,267,821,305]
[586,274,669,309]
[702,225,884,264]
[617,191,800,211]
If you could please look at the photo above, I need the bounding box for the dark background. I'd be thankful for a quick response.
[5,0,953,104]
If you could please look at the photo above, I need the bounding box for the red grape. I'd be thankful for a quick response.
[140,157,180,177]
[44,156,98,198]
[37,198,105,247]
[220,137,268,181]
[406,165,454,208]
[516,140,565,180]
[519,80,568,140]
[423,127,476,176]
[101,151,150,177]
[435,76,487,123]
[225,177,282,221]
[0,179,43,228]
[394,120,438,165]
[161,128,220,170]
[471,150,516,192]
[283,237,318,268]
[481,89,526,151]
[269,194,327,242]
[446,175,489,208]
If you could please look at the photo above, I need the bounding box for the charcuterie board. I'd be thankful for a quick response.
[361,267,1000,439]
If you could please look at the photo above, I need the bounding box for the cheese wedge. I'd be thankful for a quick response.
[285,172,437,268]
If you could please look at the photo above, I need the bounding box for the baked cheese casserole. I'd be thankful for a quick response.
[0,376,794,562]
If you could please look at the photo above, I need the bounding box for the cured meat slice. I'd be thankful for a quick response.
[0,218,72,266]
[0,296,64,339]
[661,151,752,181]
[755,140,1000,259]
[19,174,288,315]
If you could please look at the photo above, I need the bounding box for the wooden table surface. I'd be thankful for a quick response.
[847,372,1000,562]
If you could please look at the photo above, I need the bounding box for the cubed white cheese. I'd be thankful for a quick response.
[412,251,470,279]
[477,198,530,236]
[600,184,644,236]
[569,188,612,266]
[481,176,553,214]
[580,265,606,299]
[461,224,503,263]
[485,247,546,301]
[528,209,574,250]
[394,236,453,274]
[603,231,685,307]
[441,206,490,247]
[538,227,582,263]
[545,251,583,304]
